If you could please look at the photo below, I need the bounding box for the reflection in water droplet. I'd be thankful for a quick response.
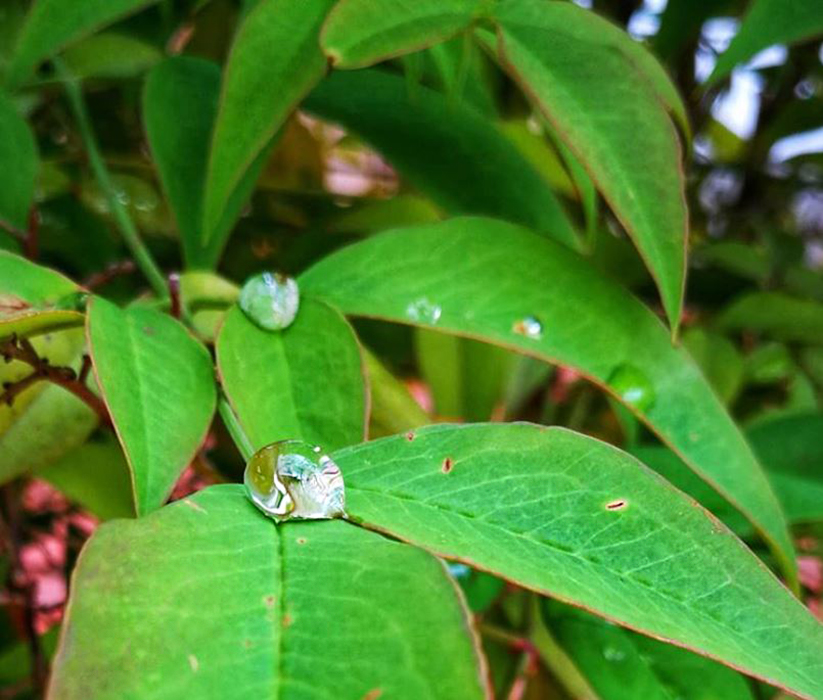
[606,364,656,412]
[512,315,543,339]
[602,646,626,662]
[244,440,345,522]
[447,562,471,580]
[406,298,441,325]
[239,272,300,331]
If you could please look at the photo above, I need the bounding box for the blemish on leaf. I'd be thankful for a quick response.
[362,690,383,700]
[605,499,627,511]
[182,499,207,514]
[283,613,293,627]
[243,639,253,649]
[405,431,415,442]
[441,457,454,474]
[296,537,307,545]
[142,325,155,336]
[188,654,199,672]
[264,595,275,608]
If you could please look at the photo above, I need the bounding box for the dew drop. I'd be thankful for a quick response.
[606,364,656,412]
[239,272,299,331]
[512,315,543,339]
[244,439,345,522]
[406,297,441,325]
[602,646,626,662]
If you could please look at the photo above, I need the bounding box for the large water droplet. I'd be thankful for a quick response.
[239,272,299,331]
[244,439,345,522]
[406,297,441,325]
[512,315,543,339]
[607,364,656,412]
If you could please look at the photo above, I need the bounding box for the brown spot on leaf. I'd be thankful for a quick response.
[243,639,253,649]
[441,457,454,474]
[405,431,415,441]
[362,690,383,700]
[264,595,275,608]
[142,326,155,336]
[296,537,307,545]
[605,500,627,511]
[282,613,293,627]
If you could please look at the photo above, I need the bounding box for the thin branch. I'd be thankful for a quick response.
[24,208,39,260]
[168,273,182,320]
[0,336,111,427]
[54,58,168,298]
[82,259,136,290]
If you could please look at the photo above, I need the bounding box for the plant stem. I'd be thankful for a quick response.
[218,395,254,461]
[54,59,168,298]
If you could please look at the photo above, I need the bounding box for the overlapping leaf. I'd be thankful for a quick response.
[332,423,823,700]
[0,92,37,230]
[49,486,488,700]
[299,217,795,580]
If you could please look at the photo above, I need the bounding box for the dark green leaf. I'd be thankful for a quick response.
[61,32,161,80]
[718,292,823,345]
[682,328,744,405]
[490,0,688,331]
[305,69,579,247]
[217,301,366,452]
[0,92,37,230]
[87,297,216,515]
[334,423,823,699]
[300,217,796,580]
[50,486,488,700]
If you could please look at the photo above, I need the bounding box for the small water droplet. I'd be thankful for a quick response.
[244,439,345,522]
[447,562,471,580]
[512,315,543,339]
[239,272,300,331]
[602,646,626,662]
[606,364,656,412]
[406,298,441,325]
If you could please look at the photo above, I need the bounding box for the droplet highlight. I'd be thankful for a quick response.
[244,440,345,522]
[406,298,441,325]
[602,646,626,662]
[239,272,299,331]
[606,364,656,412]
[512,315,543,339]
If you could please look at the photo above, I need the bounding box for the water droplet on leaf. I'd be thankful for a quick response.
[239,272,299,331]
[607,364,656,412]
[512,315,543,339]
[406,298,441,325]
[52,291,89,312]
[602,646,626,662]
[244,439,345,522]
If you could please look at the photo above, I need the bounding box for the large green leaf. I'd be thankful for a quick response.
[708,0,823,85]
[717,292,823,345]
[321,0,483,68]
[490,0,688,331]
[304,70,579,247]
[203,0,334,240]
[543,600,755,700]
[332,423,823,699]
[3,0,162,89]
[299,217,796,581]
[0,328,96,483]
[217,301,366,452]
[0,92,37,230]
[49,486,488,700]
[87,297,217,515]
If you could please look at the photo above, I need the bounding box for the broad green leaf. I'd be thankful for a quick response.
[0,329,97,483]
[490,0,688,331]
[718,292,823,345]
[203,0,335,240]
[87,297,216,515]
[708,0,823,85]
[4,0,163,89]
[49,486,488,700]
[180,270,238,341]
[217,301,366,452]
[543,600,755,700]
[321,0,484,68]
[334,423,823,699]
[299,218,796,581]
[38,438,135,520]
[305,70,579,247]
[0,250,79,303]
[0,92,37,230]
[61,32,161,80]
[364,349,430,439]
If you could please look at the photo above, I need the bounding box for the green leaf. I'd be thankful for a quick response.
[299,217,796,581]
[0,329,97,483]
[49,486,488,700]
[708,0,823,85]
[0,92,37,230]
[217,301,366,452]
[203,0,335,241]
[37,438,135,520]
[490,0,688,331]
[87,297,217,515]
[364,348,430,439]
[334,423,823,699]
[321,0,484,68]
[543,600,755,700]
[61,32,161,80]
[0,250,79,304]
[717,292,823,345]
[3,0,163,89]
[305,69,579,247]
